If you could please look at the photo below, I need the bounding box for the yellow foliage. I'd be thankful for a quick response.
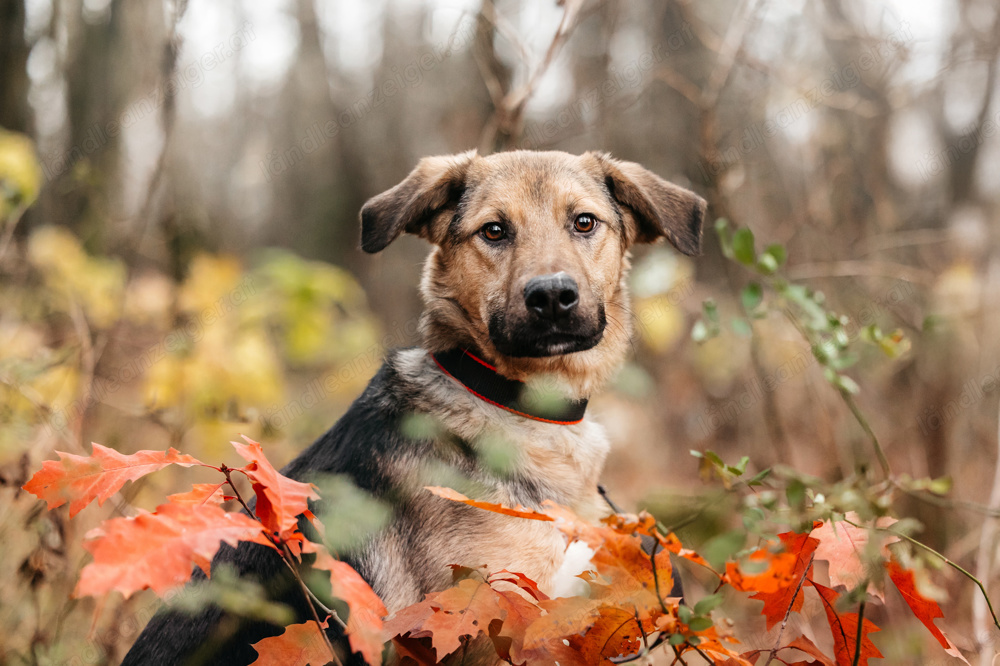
[0,130,42,218]
[179,253,245,314]
[27,226,125,328]
[634,295,685,354]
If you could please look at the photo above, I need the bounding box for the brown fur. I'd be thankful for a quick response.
[362,150,705,399]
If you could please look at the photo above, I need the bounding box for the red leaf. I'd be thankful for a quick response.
[232,436,319,536]
[813,582,883,666]
[22,443,206,517]
[886,559,968,663]
[167,482,227,507]
[424,486,554,521]
[250,619,332,666]
[748,531,819,630]
[75,500,273,598]
[307,543,387,665]
[785,635,835,666]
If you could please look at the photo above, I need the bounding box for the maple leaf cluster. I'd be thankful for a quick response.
[22,441,971,665]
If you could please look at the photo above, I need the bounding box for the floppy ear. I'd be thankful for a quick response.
[360,150,477,253]
[589,153,706,255]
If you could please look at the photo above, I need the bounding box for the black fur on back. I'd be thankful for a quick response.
[122,355,424,666]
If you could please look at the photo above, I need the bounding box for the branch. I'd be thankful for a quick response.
[220,465,345,664]
[762,554,814,666]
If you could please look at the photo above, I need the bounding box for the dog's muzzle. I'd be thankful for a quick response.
[488,272,606,358]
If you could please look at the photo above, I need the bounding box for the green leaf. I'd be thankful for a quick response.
[831,373,860,395]
[756,252,779,274]
[731,317,752,337]
[764,243,787,267]
[786,479,806,509]
[678,604,693,624]
[704,450,725,469]
[714,219,732,258]
[693,594,724,615]
[741,282,763,312]
[687,617,714,632]
[702,530,746,570]
[669,633,686,646]
[747,468,772,486]
[732,228,756,265]
[703,298,719,323]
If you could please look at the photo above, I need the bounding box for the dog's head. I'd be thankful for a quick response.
[361,150,705,396]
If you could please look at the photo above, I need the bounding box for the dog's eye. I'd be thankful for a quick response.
[573,213,598,234]
[481,222,507,242]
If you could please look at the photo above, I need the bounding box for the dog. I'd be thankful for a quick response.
[122,149,705,665]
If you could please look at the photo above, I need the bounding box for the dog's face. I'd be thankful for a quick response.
[361,150,705,396]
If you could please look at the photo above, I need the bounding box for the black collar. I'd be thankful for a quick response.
[431,349,588,425]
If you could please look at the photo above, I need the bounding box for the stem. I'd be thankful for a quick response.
[852,598,866,666]
[779,307,891,478]
[649,539,670,614]
[220,465,345,663]
[856,520,1000,634]
[762,554,814,666]
[841,391,891,478]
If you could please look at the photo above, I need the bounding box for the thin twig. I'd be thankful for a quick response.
[840,391,891,479]
[762,554,814,666]
[650,539,669,614]
[852,598,866,666]
[220,465,345,663]
[856,520,1000,634]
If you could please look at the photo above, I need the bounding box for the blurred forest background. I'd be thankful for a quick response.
[2,0,1000,663]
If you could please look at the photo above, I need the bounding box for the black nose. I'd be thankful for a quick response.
[524,272,579,322]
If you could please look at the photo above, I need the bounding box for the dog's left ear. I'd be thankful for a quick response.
[588,153,706,255]
[360,150,477,253]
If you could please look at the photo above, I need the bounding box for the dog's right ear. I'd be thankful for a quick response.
[360,150,477,253]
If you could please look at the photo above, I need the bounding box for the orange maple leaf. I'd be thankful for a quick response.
[589,530,674,618]
[22,443,207,517]
[725,548,798,594]
[748,531,819,630]
[488,582,546,664]
[167,482,227,507]
[424,486,555,521]
[232,436,319,536]
[568,606,645,663]
[813,582,883,666]
[306,543,387,665]
[385,576,506,660]
[75,500,273,598]
[249,619,333,666]
[886,559,968,663]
